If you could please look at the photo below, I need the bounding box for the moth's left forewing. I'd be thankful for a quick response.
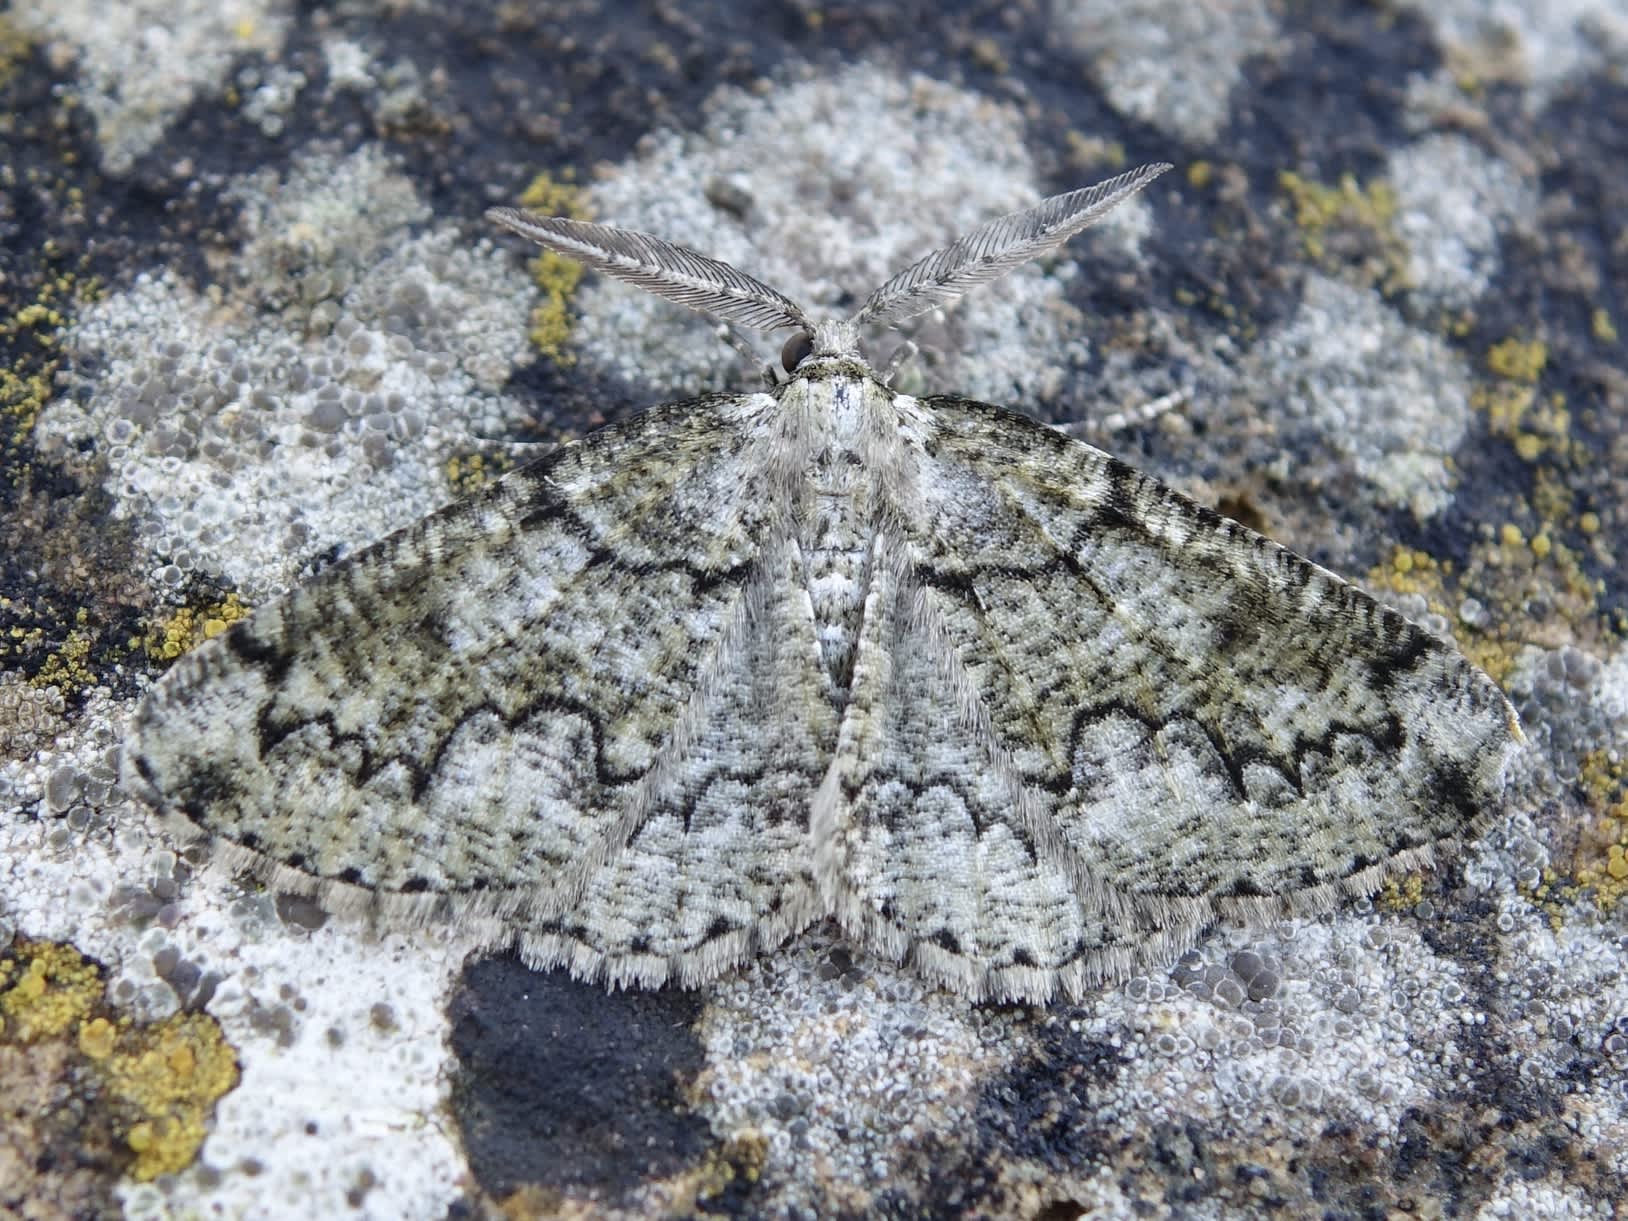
[124,391,833,990]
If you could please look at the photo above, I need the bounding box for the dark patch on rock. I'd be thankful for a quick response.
[909,1012,1126,1217]
[1228,3,1440,180]
[448,955,710,1200]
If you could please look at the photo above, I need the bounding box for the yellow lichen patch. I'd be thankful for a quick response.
[96,1012,240,1181]
[514,173,593,363]
[1363,543,1531,684]
[12,302,64,332]
[0,13,33,89]
[4,618,45,655]
[697,1131,768,1204]
[2,358,56,450]
[517,173,588,219]
[1374,545,1440,589]
[1440,495,1602,680]
[1064,132,1128,174]
[1468,378,1529,434]
[1463,637,1525,688]
[0,940,104,1042]
[79,1015,118,1060]
[2,941,240,1183]
[145,593,252,661]
[526,256,584,362]
[1365,545,1454,615]
[1571,751,1628,912]
[1487,337,1548,383]
[1484,517,1598,608]
[445,450,512,497]
[1523,470,1612,623]
[492,1183,566,1217]
[1593,308,1618,344]
[28,618,98,694]
[646,1130,771,1214]
[1472,339,1567,458]
[1530,466,1574,526]
[1522,867,1566,923]
[1276,170,1407,290]
[2,272,90,450]
[1377,872,1425,911]
[1605,846,1627,883]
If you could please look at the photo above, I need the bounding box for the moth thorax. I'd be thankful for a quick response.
[803,465,873,705]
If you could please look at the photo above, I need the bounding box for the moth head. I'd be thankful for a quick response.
[775,322,863,382]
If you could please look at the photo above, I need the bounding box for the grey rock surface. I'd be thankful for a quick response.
[1,1,1623,1217]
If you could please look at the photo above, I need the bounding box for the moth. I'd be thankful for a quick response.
[124,163,1522,1002]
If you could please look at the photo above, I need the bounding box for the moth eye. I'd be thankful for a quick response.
[780,332,813,373]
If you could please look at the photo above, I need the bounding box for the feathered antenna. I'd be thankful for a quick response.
[850,162,1171,330]
[487,162,1170,345]
[484,210,812,334]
